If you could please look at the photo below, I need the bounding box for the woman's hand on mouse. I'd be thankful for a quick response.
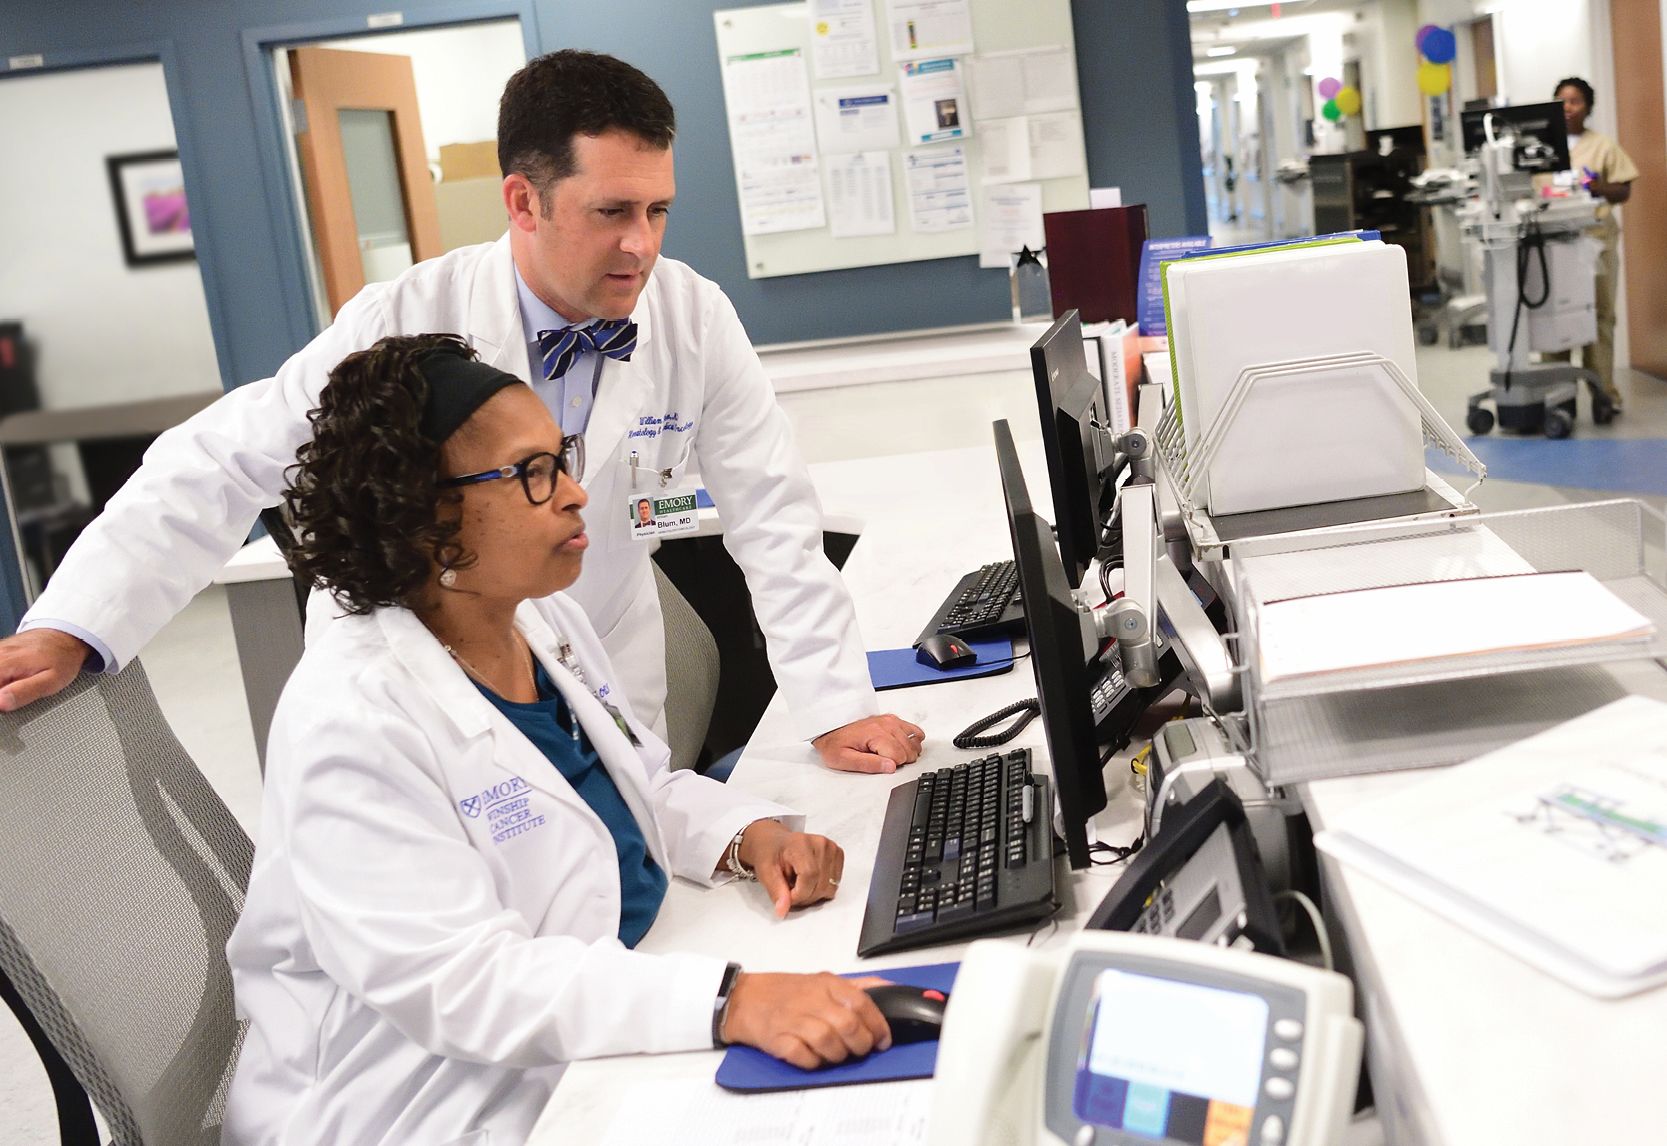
[721,972,893,1068]
[736,819,844,918]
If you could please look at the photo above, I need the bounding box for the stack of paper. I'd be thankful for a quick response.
[1256,570,1656,685]
[1316,695,1667,998]
[1163,237,1425,516]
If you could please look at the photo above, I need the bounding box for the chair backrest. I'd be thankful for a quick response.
[0,662,253,1146]
[653,562,720,771]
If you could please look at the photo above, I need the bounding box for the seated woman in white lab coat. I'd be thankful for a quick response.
[223,334,891,1146]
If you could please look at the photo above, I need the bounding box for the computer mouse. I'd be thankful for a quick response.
[864,983,950,1045]
[915,634,977,669]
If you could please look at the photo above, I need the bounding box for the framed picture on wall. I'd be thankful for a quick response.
[106,150,195,267]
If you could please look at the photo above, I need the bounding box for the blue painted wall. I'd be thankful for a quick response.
[1,0,1203,389]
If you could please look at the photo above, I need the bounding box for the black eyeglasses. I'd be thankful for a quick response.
[439,435,585,505]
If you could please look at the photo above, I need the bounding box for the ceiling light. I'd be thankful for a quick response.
[1187,0,1278,13]
[1207,46,1238,56]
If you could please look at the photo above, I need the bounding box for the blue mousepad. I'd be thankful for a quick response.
[867,639,1015,691]
[715,961,959,1092]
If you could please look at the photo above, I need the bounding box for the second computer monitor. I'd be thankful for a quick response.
[995,418,1107,871]
[1031,310,1112,590]
[1459,100,1571,171]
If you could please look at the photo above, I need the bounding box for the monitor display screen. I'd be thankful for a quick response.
[1458,100,1570,171]
[1073,969,1269,1144]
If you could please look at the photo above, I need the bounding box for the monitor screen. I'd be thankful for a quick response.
[1458,100,1570,171]
[995,418,1107,870]
[1031,310,1113,590]
[1073,968,1270,1143]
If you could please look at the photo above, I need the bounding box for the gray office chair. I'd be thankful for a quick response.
[0,661,252,1145]
[653,562,720,771]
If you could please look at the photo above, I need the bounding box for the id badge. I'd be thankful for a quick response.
[626,489,700,541]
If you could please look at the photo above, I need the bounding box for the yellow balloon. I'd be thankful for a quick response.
[1335,86,1362,116]
[1417,61,1451,96]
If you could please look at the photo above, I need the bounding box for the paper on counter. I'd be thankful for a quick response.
[814,85,901,154]
[811,0,880,79]
[904,144,973,233]
[885,0,974,61]
[1316,694,1667,997]
[722,48,826,235]
[600,1077,932,1146]
[827,151,897,237]
[1255,570,1655,684]
[900,57,970,145]
[978,182,1042,268]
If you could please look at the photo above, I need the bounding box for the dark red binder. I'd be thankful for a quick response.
[1042,204,1149,326]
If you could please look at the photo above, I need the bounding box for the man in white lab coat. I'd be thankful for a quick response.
[0,50,923,774]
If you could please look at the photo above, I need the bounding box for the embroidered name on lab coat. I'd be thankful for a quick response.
[626,411,697,440]
[458,776,548,845]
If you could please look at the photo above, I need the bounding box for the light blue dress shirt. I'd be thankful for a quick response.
[514,267,605,438]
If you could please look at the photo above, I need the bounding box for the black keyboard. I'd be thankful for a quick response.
[913,560,1024,647]
[857,749,1058,957]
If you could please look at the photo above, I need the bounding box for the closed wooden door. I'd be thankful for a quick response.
[289,45,442,316]
[1612,0,1667,379]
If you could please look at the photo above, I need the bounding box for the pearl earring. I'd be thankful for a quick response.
[439,567,458,588]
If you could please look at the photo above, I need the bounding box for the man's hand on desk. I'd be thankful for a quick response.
[721,971,892,1069]
[812,713,926,774]
[0,629,94,713]
[737,819,844,919]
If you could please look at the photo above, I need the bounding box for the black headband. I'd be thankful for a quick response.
[415,349,524,444]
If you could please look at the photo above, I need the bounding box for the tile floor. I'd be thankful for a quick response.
[2,337,1661,1144]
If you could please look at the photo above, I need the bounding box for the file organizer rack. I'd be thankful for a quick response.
[1231,499,1667,786]
[1152,351,1486,561]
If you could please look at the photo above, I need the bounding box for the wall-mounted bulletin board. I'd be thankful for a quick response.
[713,0,1090,279]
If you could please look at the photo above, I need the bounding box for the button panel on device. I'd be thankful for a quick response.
[1259,1114,1286,1144]
[1273,1018,1304,1041]
[1263,1076,1295,1101]
[1269,1047,1298,1071]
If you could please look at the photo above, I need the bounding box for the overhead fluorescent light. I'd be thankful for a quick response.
[1207,46,1238,56]
[1187,0,1278,13]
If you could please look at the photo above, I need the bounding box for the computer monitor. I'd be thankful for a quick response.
[1459,100,1570,171]
[995,417,1106,871]
[1031,310,1114,591]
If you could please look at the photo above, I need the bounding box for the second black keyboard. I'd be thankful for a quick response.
[913,560,1024,647]
[857,749,1058,957]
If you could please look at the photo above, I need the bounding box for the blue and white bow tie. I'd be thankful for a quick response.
[536,318,638,381]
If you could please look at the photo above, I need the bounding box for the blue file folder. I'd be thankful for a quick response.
[715,961,960,1092]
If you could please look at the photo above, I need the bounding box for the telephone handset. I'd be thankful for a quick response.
[1087,779,1284,955]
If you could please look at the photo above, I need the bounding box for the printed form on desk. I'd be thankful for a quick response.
[600,1078,931,1146]
[1255,570,1654,684]
[1316,695,1667,998]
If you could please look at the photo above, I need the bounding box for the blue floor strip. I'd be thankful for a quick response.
[1429,438,1667,496]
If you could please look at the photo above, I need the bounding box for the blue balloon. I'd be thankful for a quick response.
[1422,27,1457,64]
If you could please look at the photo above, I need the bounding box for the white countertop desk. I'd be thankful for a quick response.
[531,443,1667,1146]
[529,443,1150,1142]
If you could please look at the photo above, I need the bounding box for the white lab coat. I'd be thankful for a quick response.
[223,592,800,1146]
[24,237,877,740]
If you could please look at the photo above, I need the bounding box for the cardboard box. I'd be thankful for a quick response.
[439,141,499,182]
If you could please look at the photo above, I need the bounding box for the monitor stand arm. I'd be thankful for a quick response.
[1092,481,1242,712]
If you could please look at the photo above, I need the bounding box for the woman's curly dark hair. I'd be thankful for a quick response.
[280,333,475,614]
